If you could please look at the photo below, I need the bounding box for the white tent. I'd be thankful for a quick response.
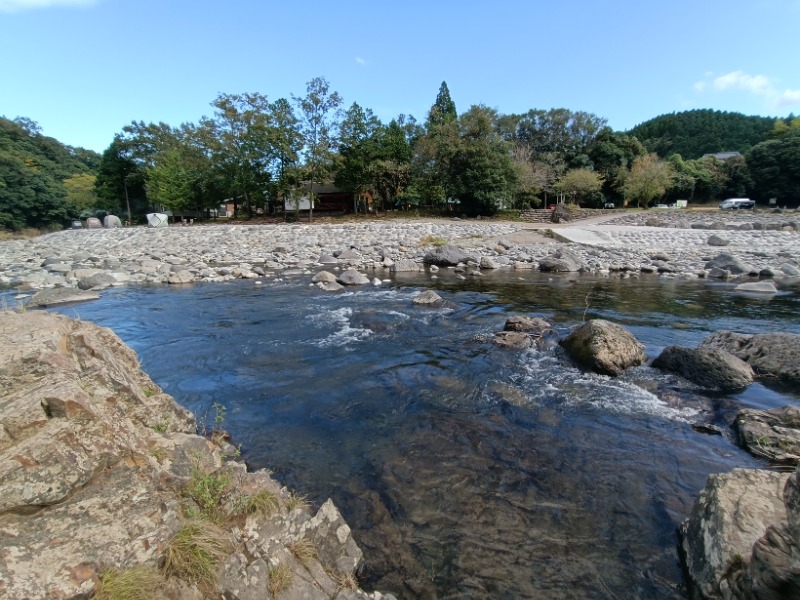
[146,213,169,228]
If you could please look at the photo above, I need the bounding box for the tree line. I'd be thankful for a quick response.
[2,80,799,231]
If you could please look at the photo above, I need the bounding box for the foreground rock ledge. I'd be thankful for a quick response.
[0,311,394,600]
[681,466,800,599]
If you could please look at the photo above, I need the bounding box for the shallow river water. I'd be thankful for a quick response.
[40,272,800,599]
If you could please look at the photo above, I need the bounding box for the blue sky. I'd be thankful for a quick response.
[2,0,799,153]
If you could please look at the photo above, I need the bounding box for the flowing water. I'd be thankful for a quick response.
[34,272,800,599]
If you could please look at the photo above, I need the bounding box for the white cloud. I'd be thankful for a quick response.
[775,89,800,108]
[694,69,800,111]
[712,70,771,95]
[0,0,97,13]
[355,57,366,66]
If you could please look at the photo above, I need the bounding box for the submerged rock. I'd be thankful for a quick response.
[559,319,645,376]
[26,287,101,307]
[493,331,535,349]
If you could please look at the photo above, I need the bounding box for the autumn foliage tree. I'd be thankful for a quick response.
[554,168,604,206]
[620,153,674,208]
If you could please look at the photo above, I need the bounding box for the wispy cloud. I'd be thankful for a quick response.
[0,0,98,13]
[355,57,366,66]
[693,70,800,111]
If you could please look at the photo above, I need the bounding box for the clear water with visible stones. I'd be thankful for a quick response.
[41,272,800,598]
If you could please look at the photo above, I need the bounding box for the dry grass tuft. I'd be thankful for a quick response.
[283,492,310,513]
[289,537,318,567]
[336,569,359,591]
[418,234,448,247]
[163,520,230,590]
[268,562,293,597]
[94,565,164,600]
[0,228,43,241]
[241,489,280,516]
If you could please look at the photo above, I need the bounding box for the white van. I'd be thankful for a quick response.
[719,198,755,210]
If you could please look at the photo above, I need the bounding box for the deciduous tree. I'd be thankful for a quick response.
[554,168,604,206]
[621,153,674,208]
[294,77,342,222]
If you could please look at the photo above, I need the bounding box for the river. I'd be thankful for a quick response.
[38,271,800,598]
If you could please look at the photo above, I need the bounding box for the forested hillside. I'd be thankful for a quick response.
[629,109,778,158]
[0,117,100,230]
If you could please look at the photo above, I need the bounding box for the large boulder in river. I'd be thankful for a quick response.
[423,245,476,267]
[312,270,338,283]
[538,249,584,273]
[559,319,645,376]
[699,331,800,384]
[336,269,370,285]
[651,346,754,391]
[390,259,423,272]
[681,467,794,600]
[412,290,443,305]
[734,405,800,465]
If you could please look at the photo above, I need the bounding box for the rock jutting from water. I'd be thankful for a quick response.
[559,319,646,376]
[681,466,800,599]
[0,310,395,600]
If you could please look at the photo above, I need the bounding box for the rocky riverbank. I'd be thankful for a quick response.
[550,314,800,599]
[0,209,798,303]
[0,310,395,600]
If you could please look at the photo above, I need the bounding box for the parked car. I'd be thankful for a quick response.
[719,198,755,210]
[604,202,615,209]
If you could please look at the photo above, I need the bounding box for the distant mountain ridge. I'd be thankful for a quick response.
[628,109,779,159]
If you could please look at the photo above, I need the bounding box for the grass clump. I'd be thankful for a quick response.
[289,537,318,567]
[268,562,293,598]
[336,569,359,591]
[239,489,280,517]
[283,492,310,513]
[163,520,230,590]
[94,565,164,600]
